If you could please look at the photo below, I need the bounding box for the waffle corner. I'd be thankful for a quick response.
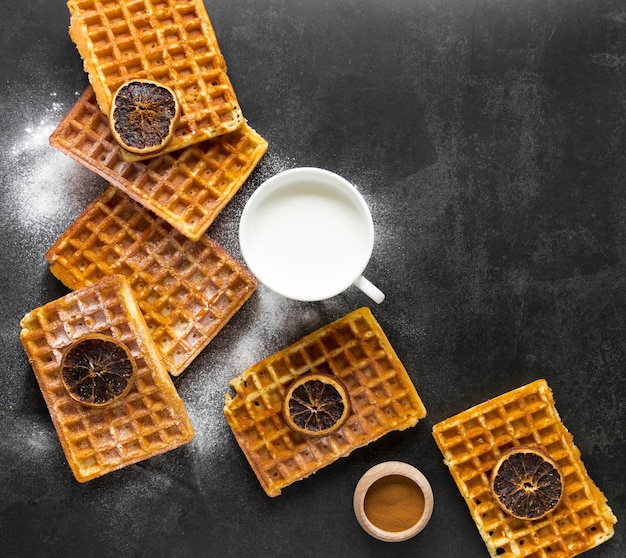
[432,379,617,558]
[224,307,427,497]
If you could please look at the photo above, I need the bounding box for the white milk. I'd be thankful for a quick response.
[243,183,371,299]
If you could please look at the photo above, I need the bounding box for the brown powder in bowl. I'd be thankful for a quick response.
[363,474,426,532]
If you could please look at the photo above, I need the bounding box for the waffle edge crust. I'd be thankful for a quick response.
[223,307,427,497]
[432,379,617,558]
[19,275,194,482]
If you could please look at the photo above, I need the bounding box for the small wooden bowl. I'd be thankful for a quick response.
[353,461,434,542]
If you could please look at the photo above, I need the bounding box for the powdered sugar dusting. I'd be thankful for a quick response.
[9,92,65,158]
[6,90,104,235]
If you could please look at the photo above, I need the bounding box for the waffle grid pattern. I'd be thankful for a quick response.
[50,87,267,240]
[432,380,616,558]
[224,308,427,497]
[19,275,194,482]
[45,186,258,376]
[67,0,243,160]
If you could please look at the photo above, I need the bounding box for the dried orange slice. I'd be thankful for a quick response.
[61,333,137,407]
[283,373,351,437]
[491,446,563,520]
[109,79,180,155]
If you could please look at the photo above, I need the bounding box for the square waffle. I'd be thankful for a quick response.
[45,186,258,376]
[223,307,427,497]
[432,379,616,558]
[67,0,243,161]
[19,274,195,482]
[50,86,267,241]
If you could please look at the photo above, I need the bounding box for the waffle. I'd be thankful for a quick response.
[67,0,243,161]
[45,186,258,377]
[50,86,267,241]
[432,379,616,558]
[224,307,427,497]
[19,275,195,482]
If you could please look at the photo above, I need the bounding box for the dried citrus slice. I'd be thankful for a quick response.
[61,333,137,407]
[109,79,180,155]
[491,446,563,520]
[283,373,351,437]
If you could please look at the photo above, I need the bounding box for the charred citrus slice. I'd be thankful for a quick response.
[283,373,351,437]
[491,446,563,520]
[61,333,137,407]
[109,79,180,155]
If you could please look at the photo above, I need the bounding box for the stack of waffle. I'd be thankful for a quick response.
[432,380,616,558]
[50,86,267,240]
[19,0,267,480]
[45,186,258,377]
[57,0,268,240]
[224,308,427,497]
[52,0,265,325]
[67,0,245,161]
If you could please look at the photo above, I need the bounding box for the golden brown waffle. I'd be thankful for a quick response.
[432,379,616,558]
[50,86,267,241]
[224,307,427,497]
[19,275,194,482]
[45,186,258,377]
[67,0,243,161]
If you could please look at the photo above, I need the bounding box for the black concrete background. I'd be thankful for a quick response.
[1,1,624,557]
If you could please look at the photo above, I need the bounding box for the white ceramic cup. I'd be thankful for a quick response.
[239,168,384,303]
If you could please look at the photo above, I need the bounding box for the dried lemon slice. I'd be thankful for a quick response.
[283,373,351,437]
[109,79,180,155]
[61,333,137,407]
[491,446,563,520]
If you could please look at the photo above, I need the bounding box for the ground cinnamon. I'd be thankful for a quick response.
[363,474,425,532]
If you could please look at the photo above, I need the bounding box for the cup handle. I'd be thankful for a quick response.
[353,275,385,304]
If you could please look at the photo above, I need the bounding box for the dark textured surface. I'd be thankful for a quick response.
[1,1,624,557]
